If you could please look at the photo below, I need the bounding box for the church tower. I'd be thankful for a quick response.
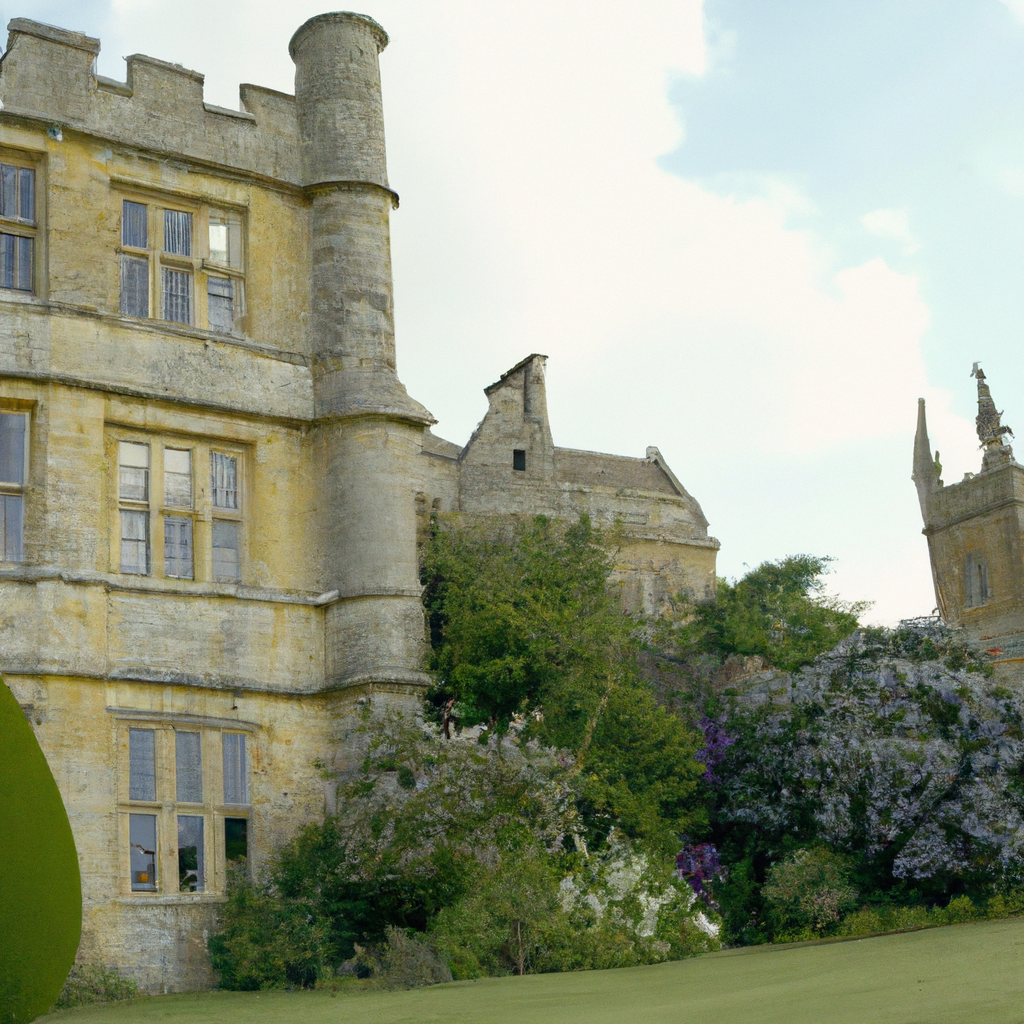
[914,368,1024,669]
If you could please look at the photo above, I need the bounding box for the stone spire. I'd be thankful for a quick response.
[913,397,940,518]
[972,363,1015,472]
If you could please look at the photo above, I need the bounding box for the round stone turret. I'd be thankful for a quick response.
[290,13,432,700]
[290,12,389,189]
[290,11,429,422]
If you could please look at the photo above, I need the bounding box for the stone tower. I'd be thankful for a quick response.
[291,13,433,697]
[914,368,1024,669]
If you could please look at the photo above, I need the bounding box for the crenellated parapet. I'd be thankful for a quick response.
[1,19,303,185]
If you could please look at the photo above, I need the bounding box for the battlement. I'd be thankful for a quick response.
[1,17,302,183]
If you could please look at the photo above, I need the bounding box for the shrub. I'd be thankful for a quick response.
[944,895,978,924]
[54,964,138,1009]
[762,848,858,936]
[354,928,452,990]
[207,869,333,990]
[0,678,82,1024]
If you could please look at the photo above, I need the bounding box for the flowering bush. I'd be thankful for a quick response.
[707,621,1024,942]
[762,848,859,936]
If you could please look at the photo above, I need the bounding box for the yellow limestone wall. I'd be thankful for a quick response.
[0,15,719,991]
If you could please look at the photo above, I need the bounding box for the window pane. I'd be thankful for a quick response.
[0,233,14,290]
[118,441,149,501]
[163,209,192,256]
[208,211,242,268]
[0,413,26,485]
[0,233,31,291]
[129,728,156,801]
[208,221,228,265]
[120,509,149,575]
[1,164,15,219]
[210,452,238,509]
[207,276,234,334]
[225,816,248,867]
[122,200,147,248]
[164,515,193,579]
[129,813,158,891]
[177,815,204,892]
[164,448,192,507]
[176,731,203,803]
[223,733,249,804]
[15,236,31,291]
[19,168,34,223]
[120,254,149,317]
[212,520,240,582]
[1,494,23,562]
[162,267,192,324]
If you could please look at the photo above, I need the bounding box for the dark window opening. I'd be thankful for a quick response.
[177,814,204,892]
[513,449,526,472]
[225,816,248,869]
[129,813,158,891]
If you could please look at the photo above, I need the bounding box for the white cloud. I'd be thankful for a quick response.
[860,208,921,254]
[22,0,974,622]
[998,0,1024,24]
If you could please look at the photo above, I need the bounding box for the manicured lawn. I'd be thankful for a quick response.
[41,917,1024,1024]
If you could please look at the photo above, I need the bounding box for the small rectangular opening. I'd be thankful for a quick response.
[513,449,526,472]
[225,816,248,870]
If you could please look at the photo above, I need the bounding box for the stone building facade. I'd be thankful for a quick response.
[0,13,718,990]
[914,368,1024,673]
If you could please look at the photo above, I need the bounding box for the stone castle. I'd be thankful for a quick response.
[0,14,718,988]
[914,367,1024,674]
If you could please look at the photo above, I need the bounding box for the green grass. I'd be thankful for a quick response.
[41,917,1024,1024]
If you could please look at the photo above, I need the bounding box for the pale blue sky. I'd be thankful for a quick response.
[667,0,1024,413]
[2,1,1022,622]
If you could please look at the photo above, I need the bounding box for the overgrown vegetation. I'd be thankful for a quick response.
[675,555,869,672]
[209,715,719,989]
[208,520,1024,990]
[53,965,138,1009]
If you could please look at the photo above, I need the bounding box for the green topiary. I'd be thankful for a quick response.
[0,677,82,1023]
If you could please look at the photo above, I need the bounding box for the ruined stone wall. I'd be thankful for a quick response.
[419,354,719,615]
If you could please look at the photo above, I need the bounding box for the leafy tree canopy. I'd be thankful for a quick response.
[680,554,869,672]
[421,515,706,852]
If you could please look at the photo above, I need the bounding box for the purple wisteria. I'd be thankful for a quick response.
[695,715,734,785]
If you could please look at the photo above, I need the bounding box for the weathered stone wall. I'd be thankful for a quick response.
[0,14,719,994]
[915,393,1024,676]
[419,354,719,615]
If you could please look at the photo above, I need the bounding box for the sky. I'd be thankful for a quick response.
[3,0,1024,623]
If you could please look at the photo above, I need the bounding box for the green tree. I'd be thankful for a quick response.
[421,515,706,851]
[682,555,868,672]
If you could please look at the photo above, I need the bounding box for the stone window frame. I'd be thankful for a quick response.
[107,428,247,585]
[965,552,991,609]
[116,717,254,899]
[115,187,247,335]
[0,405,30,562]
[0,151,40,296]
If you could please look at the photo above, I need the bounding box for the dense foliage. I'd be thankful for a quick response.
[209,716,719,988]
[704,623,1024,943]
[209,528,1024,989]
[677,555,869,672]
[422,516,707,854]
